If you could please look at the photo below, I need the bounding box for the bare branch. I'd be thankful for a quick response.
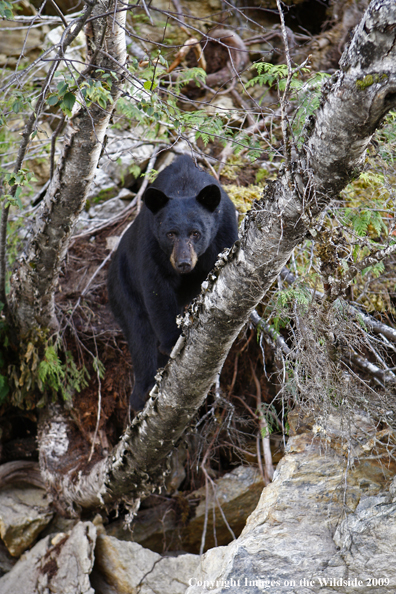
[280,267,396,344]
[330,241,396,299]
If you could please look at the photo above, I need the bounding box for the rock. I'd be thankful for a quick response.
[44,26,86,73]
[182,466,265,552]
[116,187,136,201]
[0,21,42,61]
[75,191,135,233]
[0,541,16,577]
[107,465,264,553]
[0,521,96,594]
[85,169,120,205]
[95,129,154,189]
[82,128,154,216]
[205,96,240,123]
[106,236,121,251]
[88,197,129,220]
[91,533,199,594]
[185,411,396,594]
[39,514,79,540]
[126,36,146,60]
[332,487,396,588]
[0,485,53,557]
[156,150,176,173]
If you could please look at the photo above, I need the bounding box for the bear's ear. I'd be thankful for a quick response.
[196,184,221,212]
[144,187,170,214]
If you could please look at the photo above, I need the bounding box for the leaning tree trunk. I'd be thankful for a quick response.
[9,0,126,334]
[37,0,396,513]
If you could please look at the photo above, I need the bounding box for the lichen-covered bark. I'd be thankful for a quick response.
[9,0,126,334]
[306,1,396,202]
[39,0,396,511]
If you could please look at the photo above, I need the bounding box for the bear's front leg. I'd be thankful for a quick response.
[155,316,181,358]
[145,286,182,359]
[121,305,160,411]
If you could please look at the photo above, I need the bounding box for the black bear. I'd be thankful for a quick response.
[108,154,238,411]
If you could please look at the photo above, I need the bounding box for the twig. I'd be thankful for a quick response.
[71,192,138,241]
[170,0,186,25]
[250,310,292,357]
[217,116,271,177]
[72,144,165,241]
[200,473,210,556]
[209,473,236,541]
[230,88,255,127]
[199,405,230,555]
[256,432,265,482]
[13,0,47,74]
[280,267,396,344]
[47,0,68,27]
[276,0,292,181]
[88,337,103,463]
[140,0,153,25]
[201,155,219,180]
[250,361,274,484]
[275,2,310,187]
[67,201,137,325]
[69,147,162,327]
[280,265,396,385]
[331,241,396,300]
[227,353,239,398]
[344,350,396,386]
[50,116,66,180]
[136,146,161,213]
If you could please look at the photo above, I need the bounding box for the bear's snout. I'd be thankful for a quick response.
[170,238,198,274]
[177,261,193,274]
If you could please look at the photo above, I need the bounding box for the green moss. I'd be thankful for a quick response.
[356,73,388,90]
[226,184,263,214]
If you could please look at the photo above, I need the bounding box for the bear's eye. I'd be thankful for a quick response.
[191,231,201,240]
[167,232,176,240]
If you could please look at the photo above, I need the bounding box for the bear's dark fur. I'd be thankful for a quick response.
[108,155,238,410]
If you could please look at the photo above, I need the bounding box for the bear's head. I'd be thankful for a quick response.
[144,185,222,274]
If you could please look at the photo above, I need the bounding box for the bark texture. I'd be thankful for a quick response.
[306,0,396,204]
[37,0,396,512]
[9,0,127,334]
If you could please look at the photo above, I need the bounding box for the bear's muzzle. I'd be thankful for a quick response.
[170,238,198,274]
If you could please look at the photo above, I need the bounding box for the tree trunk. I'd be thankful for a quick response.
[8,0,127,334]
[37,0,396,513]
